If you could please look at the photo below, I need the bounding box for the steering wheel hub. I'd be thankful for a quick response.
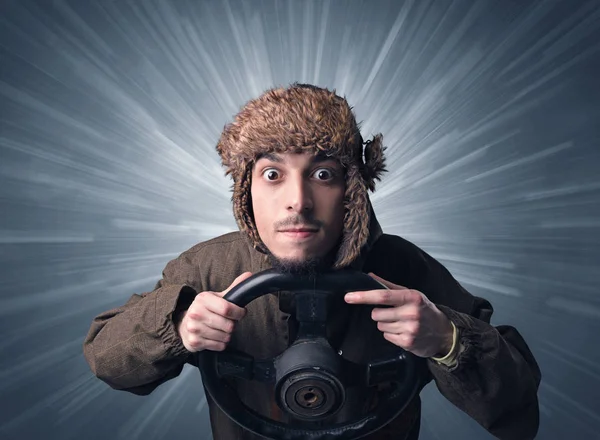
[273,339,345,419]
[278,369,344,419]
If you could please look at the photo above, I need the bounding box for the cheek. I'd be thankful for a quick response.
[318,188,346,242]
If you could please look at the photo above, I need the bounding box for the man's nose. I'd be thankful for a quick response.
[285,176,313,213]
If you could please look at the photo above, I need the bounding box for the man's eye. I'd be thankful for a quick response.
[313,168,334,180]
[262,169,280,181]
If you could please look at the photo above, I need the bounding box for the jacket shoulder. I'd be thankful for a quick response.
[177,231,254,270]
[183,231,248,255]
[171,231,259,292]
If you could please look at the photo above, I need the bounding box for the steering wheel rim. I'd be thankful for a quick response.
[197,269,424,440]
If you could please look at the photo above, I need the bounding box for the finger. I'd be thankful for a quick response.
[201,292,247,321]
[383,332,416,351]
[345,288,415,306]
[191,322,231,344]
[371,304,420,322]
[185,334,226,352]
[196,308,237,333]
[367,273,409,290]
[377,321,403,334]
[200,339,227,352]
[378,320,420,335]
[220,272,254,296]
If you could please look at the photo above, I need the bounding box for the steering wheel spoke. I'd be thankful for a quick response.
[215,349,276,383]
[336,351,414,388]
[293,291,329,340]
[366,351,413,387]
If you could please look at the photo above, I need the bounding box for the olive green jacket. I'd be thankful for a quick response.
[83,213,541,439]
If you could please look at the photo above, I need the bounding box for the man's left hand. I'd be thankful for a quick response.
[344,273,454,358]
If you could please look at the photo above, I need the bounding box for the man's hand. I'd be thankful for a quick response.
[176,272,253,353]
[344,273,454,358]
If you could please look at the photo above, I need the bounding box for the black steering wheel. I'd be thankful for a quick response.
[197,269,423,440]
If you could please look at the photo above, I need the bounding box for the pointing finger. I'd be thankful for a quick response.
[345,288,414,306]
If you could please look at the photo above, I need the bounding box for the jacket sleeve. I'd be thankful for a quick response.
[413,246,541,440]
[82,253,200,395]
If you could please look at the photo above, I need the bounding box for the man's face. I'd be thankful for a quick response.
[251,151,346,270]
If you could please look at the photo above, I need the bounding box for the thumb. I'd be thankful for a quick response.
[219,271,254,297]
[368,272,408,290]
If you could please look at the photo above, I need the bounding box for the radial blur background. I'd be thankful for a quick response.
[0,0,599,439]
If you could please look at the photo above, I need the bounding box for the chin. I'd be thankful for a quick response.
[272,242,321,261]
[280,249,315,261]
[266,248,333,276]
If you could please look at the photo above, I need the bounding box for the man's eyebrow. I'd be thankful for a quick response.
[255,152,282,163]
[255,152,339,164]
[312,153,338,163]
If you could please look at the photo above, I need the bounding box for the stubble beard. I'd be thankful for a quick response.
[266,248,337,276]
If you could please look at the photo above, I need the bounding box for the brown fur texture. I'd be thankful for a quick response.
[216,83,387,269]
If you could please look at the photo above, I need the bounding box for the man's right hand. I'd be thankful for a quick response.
[176,272,252,353]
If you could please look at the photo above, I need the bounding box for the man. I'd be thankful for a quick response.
[83,84,541,439]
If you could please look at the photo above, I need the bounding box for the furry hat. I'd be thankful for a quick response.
[216,83,387,269]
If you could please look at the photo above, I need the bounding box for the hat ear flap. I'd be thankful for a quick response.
[233,164,268,254]
[333,165,371,269]
[362,134,387,192]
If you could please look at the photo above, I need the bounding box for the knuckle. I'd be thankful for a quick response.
[379,290,392,302]
[224,320,235,334]
[199,291,216,303]
[408,307,421,320]
[404,313,419,322]
[402,334,415,347]
[185,321,196,334]
[410,291,424,304]
[186,307,204,321]
[221,302,234,317]
[187,335,199,349]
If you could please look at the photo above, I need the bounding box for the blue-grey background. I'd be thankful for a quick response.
[0,0,599,439]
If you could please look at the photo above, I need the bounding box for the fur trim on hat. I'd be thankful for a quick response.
[216,83,387,269]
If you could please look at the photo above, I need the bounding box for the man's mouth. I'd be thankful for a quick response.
[279,226,319,239]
